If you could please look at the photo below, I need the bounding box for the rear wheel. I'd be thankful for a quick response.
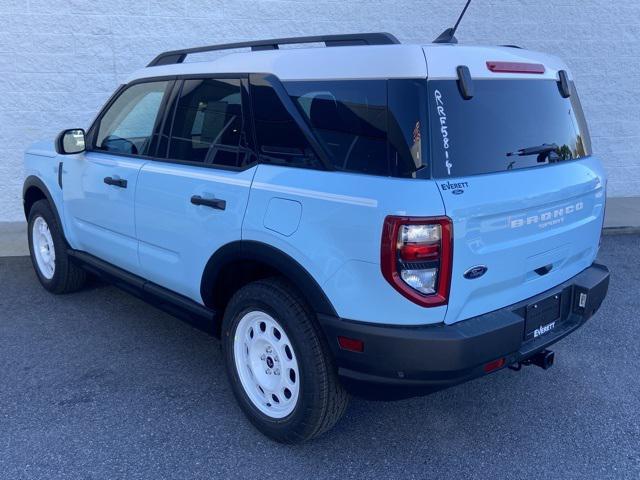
[27,200,86,294]
[233,310,301,419]
[222,278,349,443]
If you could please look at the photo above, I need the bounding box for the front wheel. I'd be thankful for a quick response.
[27,199,86,294]
[222,278,349,443]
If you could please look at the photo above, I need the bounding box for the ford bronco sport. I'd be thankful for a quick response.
[23,31,609,443]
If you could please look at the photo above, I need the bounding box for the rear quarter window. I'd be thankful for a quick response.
[285,80,389,176]
[284,79,428,178]
[250,76,323,170]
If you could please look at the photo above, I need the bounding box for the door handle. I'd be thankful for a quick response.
[104,176,128,188]
[190,195,226,210]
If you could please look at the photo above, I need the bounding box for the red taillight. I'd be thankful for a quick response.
[486,61,545,74]
[381,216,453,307]
[400,243,440,261]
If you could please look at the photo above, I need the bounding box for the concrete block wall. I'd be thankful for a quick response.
[0,0,638,221]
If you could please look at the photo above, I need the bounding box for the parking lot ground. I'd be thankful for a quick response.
[0,234,639,479]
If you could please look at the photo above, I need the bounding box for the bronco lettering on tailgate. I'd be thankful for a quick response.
[509,201,584,230]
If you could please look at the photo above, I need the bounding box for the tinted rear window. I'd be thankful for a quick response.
[168,78,242,167]
[251,76,323,170]
[428,79,591,178]
[285,80,388,175]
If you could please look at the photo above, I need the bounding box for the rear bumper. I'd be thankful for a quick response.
[318,263,609,399]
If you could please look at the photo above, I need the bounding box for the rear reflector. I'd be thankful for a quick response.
[483,357,506,373]
[337,336,364,353]
[486,61,545,74]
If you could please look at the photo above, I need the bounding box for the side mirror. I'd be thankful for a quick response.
[55,128,86,155]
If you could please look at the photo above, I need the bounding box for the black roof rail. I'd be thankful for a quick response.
[147,33,401,67]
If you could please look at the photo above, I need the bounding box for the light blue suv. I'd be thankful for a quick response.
[23,33,610,442]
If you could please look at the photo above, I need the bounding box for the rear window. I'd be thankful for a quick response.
[428,79,591,178]
[168,78,243,167]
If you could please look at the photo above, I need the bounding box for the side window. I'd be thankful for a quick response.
[250,76,322,169]
[388,79,428,177]
[168,78,243,167]
[95,81,170,156]
[284,80,389,176]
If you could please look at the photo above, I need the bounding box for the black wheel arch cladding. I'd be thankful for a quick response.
[200,240,338,317]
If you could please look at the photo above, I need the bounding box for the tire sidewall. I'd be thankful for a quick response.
[222,286,326,440]
[28,201,64,291]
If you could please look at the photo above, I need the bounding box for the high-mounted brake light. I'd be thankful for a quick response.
[381,216,453,307]
[486,61,545,74]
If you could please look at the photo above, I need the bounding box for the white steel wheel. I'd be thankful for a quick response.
[233,310,300,419]
[32,216,56,280]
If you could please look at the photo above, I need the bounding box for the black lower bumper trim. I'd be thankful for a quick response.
[318,263,609,399]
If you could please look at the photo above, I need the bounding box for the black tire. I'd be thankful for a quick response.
[27,199,87,294]
[221,277,349,443]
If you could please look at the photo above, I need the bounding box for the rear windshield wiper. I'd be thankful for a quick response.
[506,143,559,163]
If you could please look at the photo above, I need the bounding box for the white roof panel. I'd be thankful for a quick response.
[127,44,428,83]
[126,42,570,83]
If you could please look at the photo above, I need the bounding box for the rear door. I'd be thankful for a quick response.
[426,71,605,325]
[135,77,257,302]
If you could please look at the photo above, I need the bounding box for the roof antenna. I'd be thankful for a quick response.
[433,0,472,44]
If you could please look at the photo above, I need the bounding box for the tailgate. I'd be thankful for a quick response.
[439,157,605,324]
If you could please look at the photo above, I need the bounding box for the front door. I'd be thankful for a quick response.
[62,80,173,273]
[135,77,257,302]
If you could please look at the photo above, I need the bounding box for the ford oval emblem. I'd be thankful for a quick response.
[464,265,488,279]
[452,189,464,195]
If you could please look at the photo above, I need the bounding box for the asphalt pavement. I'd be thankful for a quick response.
[1,234,638,479]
